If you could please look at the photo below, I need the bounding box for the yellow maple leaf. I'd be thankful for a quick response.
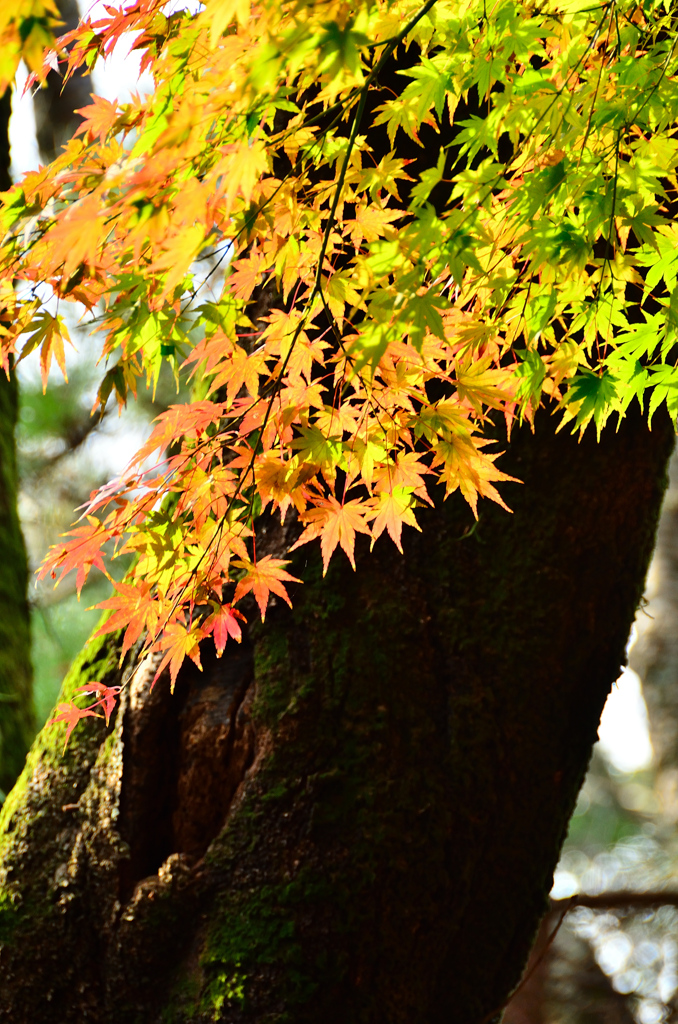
[431,438,518,518]
[202,0,251,42]
[367,487,420,553]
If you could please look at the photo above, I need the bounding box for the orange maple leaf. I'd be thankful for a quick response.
[227,252,264,302]
[430,438,518,518]
[130,400,225,467]
[47,194,105,280]
[40,515,109,595]
[232,556,300,620]
[75,95,121,144]
[94,580,160,658]
[291,496,372,573]
[153,620,204,691]
[209,341,265,407]
[19,311,70,392]
[373,452,432,503]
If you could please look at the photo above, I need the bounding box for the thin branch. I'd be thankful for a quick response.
[551,891,678,913]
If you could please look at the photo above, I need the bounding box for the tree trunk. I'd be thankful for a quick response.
[0,408,673,1023]
[0,87,34,800]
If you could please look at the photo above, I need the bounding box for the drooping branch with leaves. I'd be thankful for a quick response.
[2,0,678,732]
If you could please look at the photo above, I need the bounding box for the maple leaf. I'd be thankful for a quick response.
[454,356,516,414]
[75,95,121,144]
[153,620,204,691]
[291,496,373,574]
[346,204,401,248]
[19,311,70,392]
[0,0,58,93]
[291,425,342,483]
[151,223,207,302]
[373,453,432,503]
[40,516,110,595]
[227,253,264,302]
[367,487,421,553]
[255,452,302,518]
[203,602,246,657]
[48,701,103,752]
[232,556,300,620]
[209,339,265,407]
[129,400,226,467]
[431,439,518,518]
[74,682,121,726]
[94,580,160,658]
[219,140,268,210]
[201,0,251,40]
[46,194,106,280]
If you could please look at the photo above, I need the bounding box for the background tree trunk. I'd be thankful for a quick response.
[629,451,678,789]
[0,87,34,801]
[32,0,91,166]
[0,408,673,1023]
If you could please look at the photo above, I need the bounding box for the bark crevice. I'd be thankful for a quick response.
[118,640,257,901]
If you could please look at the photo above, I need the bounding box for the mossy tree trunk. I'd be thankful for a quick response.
[0,408,672,1023]
[0,88,34,801]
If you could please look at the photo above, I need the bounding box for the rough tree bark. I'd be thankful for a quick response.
[0,87,34,800]
[0,407,672,1023]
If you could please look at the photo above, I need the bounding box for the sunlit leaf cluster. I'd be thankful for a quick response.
[2,0,678,711]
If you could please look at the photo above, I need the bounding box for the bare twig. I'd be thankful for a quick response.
[551,891,678,913]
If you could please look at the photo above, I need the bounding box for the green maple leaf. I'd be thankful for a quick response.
[515,349,546,407]
[397,54,454,122]
[647,364,678,423]
[401,290,446,348]
[291,425,342,470]
[563,370,619,438]
[410,150,446,208]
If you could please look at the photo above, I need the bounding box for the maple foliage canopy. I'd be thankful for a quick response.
[2,0,678,731]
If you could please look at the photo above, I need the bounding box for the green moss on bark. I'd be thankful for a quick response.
[0,623,123,946]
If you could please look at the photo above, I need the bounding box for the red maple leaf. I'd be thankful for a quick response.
[48,701,103,752]
[203,603,246,657]
[74,681,121,726]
